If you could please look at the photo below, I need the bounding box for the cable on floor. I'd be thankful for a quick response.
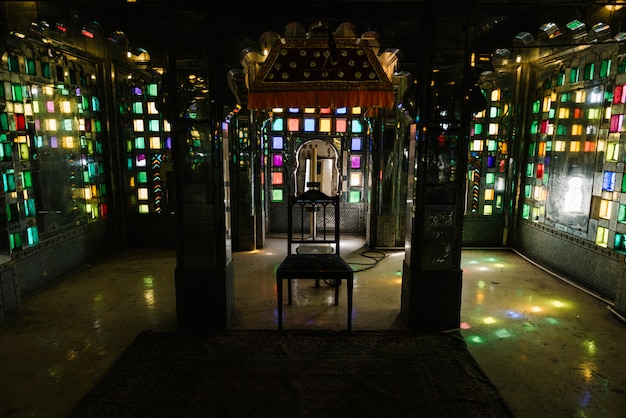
[349,248,391,272]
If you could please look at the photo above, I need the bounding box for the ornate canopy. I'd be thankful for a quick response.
[247,38,394,109]
[241,22,399,110]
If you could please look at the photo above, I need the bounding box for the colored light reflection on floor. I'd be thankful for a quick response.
[506,310,523,319]
[494,328,512,338]
[583,340,597,355]
[468,335,484,344]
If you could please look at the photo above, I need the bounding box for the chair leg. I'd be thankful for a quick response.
[347,276,353,331]
[334,279,340,305]
[277,277,283,330]
[287,279,292,305]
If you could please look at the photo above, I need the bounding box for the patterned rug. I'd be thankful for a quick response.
[70,330,513,418]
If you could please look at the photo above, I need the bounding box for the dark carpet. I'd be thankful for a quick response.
[69,330,513,418]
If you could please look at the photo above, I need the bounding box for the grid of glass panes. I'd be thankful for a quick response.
[607,66,626,252]
[468,88,507,216]
[523,55,622,251]
[0,52,107,253]
[0,76,38,253]
[267,107,366,204]
[126,83,172,214]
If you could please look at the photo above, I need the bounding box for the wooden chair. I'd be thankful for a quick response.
[276,189,354,330]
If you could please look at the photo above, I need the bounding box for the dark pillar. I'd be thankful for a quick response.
[168,5,234,330]
[401,3,475,331]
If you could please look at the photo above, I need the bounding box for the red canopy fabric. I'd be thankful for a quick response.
[248,38,394,110]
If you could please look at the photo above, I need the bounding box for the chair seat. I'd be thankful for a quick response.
[277,253,353,278]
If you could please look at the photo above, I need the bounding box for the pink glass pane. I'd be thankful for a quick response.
[351,155,361,169]
[335,119,347,132]
[271,172,283,185]
[287,118,299,131]
[272,154,283,167]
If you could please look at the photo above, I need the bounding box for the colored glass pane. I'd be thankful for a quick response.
[349,190,361,203]
[272,154,283,167]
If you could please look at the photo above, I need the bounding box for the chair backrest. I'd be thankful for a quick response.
[286,189,341,256]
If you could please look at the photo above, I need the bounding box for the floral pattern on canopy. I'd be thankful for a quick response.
[247,38,394,110]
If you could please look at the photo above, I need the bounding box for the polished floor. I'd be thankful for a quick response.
[1,235,626,417]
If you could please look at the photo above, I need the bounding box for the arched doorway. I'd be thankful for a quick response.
[232,20,412,250]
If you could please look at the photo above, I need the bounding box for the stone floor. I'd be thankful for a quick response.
[1,235,625,417]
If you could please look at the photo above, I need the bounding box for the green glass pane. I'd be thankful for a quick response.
[522,204,530,219]
[584,63,594,80]
[600,60,611,78]
[526,163,534,177]
[27,226,38,246]
[135,137,146,149]
[83,171,89,182]
[25,199,36,217]
[487,140,496,151]
[138,171,148,183]
[486,173,495,184]
[557,73,565,86]
[474,124,483,135]
[271,188,283,202]
[528,142,536,156]
[6,173,15,191]
[621,175,626,192]
[351,120,362,133]
[23,171,32,188]
[349,190,361,203]
[10,232,22,250]
[42,62,50,78]
[149,120,159,132]
[615,233,626,252]
[618,204,626,222]
[0,113,9,130]
[530,121,539,134]
[148,84,158,96]
[524,184,531,197]
[25,58,35,75]
[2,143,11,161]
[532,101,541,113]
[11,85,22,102]
[133,102,143,114]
